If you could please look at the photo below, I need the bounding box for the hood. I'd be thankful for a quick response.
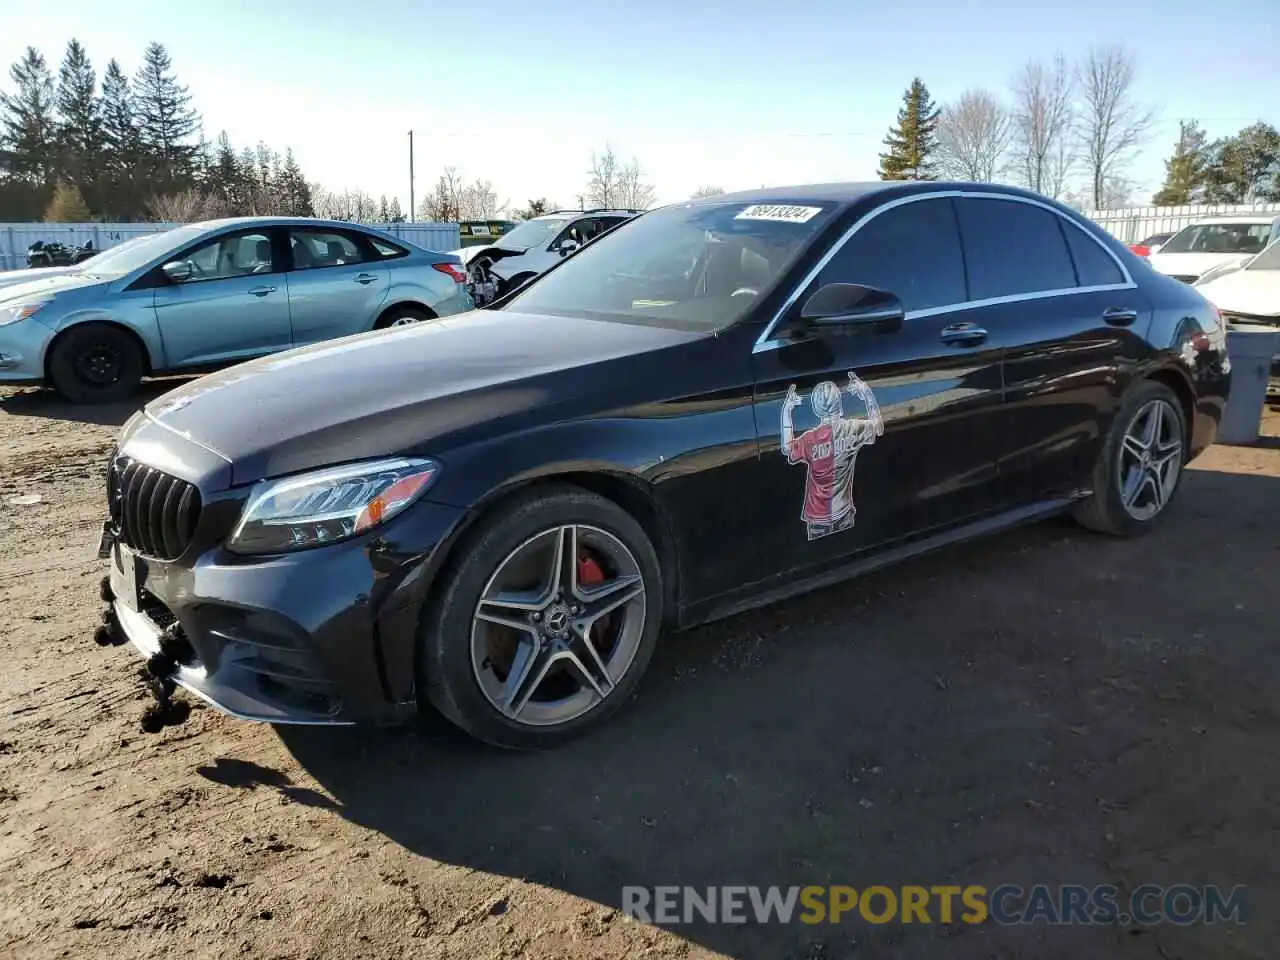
[0,270,108,304]
[1196,269,1280,318]
[452,244,526,268]
[1147,251,1251,280]
[0,264,83,291]
[143,308,709,485]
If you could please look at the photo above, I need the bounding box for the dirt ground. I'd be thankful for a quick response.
[0,382,1277,960]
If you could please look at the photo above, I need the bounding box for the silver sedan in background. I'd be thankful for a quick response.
[0,217,472,403]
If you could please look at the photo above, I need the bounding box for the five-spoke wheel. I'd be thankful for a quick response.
[419,485,662,749]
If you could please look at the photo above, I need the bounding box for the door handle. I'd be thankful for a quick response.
[940,322,988,346]
[353,273,378,285]
[247,285,276,297]
[1102,307,1138,326]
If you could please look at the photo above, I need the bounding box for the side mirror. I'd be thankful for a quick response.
[799,282,904,333]
[557,238,581,257]
[162,260,194,283]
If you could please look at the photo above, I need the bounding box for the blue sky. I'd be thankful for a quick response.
[2,0,1276,212]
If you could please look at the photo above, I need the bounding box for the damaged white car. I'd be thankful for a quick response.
[451,208,640,304]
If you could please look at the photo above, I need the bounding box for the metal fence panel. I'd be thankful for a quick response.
[0,220,461,271]
[1080,202,1280,243]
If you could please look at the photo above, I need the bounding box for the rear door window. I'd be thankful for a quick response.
[956,198,1077,299]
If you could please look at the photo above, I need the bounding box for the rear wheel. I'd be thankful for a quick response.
[418,485,663,749]
[375,305,433,329]
[1072,380,1187,536]
[46,323,144,404]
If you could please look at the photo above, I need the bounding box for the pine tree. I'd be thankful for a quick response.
[377,195,390,222]
[1202,123,1280,203]
[97,57,138,217]
[878,78,941,181]
[0,47,57,185]
[275,148,312,216]
[1152,121,1208,205]
[132,42,200,192]
[54,39,100,190]
[387,196,405,222]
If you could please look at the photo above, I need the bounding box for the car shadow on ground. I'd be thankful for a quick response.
[278,464,1280,959]
[0,379,192,428]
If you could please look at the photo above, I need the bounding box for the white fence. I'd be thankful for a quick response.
[1081,202,1280,243]
[0,220,462,271]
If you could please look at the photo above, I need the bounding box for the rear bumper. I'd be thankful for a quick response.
[107,497,470,725]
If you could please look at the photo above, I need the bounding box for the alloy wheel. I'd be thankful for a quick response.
[1117,398,1183,521]
[469,523,647,727]
[389,315,422,327]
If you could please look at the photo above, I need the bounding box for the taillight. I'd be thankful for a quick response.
[1130,244,1151,257]
[432,262,468,284]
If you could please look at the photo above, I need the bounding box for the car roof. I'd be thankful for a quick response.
[690,180,1064,209]
[191,215,391,231]
[1186,215,1280,225]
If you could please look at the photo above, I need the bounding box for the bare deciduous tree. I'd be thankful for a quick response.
[417,167,506,220]
[311,184,379,221]
[147,186,225,221]
[690,184,726,198]
[1009,53,1075,197]
[936,88,1011,182]
[1077,45,1155,209]
[586,145,656,209]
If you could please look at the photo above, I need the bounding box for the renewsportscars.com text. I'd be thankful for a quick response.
[622,884,1248,926]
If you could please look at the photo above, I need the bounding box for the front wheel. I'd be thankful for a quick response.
[418,485,663,749]
[1073,380,1187,536]
[46,323,144,404]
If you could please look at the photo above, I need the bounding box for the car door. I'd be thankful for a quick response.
[283,228,390,346]
[750,195,1006,579]
[151,227,292,368]
[950,194,1152,505]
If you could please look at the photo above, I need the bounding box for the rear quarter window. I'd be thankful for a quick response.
[1061,222,1126,287]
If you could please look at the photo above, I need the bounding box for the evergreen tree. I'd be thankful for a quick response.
[387,196,405,222]
[207,130,240,206]
[98,57,138,218]
[377,194,390,222]
[275,148,312,215]
[0,46,57,185]
[878,78,941,181]
[1202,123,1280,203]
[54,39,100,190]
[1152,120,1208,205]
[132,42,200,192]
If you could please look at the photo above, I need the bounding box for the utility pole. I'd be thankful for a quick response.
[408,129,415,223]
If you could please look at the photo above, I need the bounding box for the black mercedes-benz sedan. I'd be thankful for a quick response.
[97,181,1231,748]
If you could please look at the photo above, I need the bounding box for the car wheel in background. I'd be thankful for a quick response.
[1073,380,1187,536]
[418,485,663,749]
[375,306,433,329]
[46,323,144,404]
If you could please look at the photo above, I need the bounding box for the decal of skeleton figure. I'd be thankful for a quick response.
[781,372,884,540]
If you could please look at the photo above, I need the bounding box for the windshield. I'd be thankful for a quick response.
[80,226,204,278]
[1245,238,1280,270]
[1158,221,1273,256]
[495,217,570,251]
[500,200,836,332]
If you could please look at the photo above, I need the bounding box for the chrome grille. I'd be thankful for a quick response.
[107,455,202,560]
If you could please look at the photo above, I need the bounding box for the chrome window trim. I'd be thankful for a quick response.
[752,190,1137,355]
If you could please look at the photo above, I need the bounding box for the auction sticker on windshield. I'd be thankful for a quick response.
[735,204,824,223]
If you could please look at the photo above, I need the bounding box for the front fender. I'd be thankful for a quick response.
[39,296,165,371]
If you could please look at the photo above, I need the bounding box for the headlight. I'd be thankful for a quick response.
[0,300,50,326]
[227,457,441,555]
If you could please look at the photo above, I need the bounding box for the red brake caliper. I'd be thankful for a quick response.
[576,554,609,645]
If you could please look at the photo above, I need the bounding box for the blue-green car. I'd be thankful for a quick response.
[0,216,473,403]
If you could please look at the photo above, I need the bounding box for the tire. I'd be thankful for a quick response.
[374,305,433,330]
[418,484,664,749]
[46,323,145,404]
[1072,380,1188,536]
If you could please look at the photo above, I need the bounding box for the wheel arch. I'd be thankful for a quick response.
[375,300,437,328]
[1142,363,1196,447]
[425,467,682,628]
[43,319,155,381]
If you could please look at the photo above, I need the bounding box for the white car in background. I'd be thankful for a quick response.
[1147,215,1280,284]
[1195,238,1280,395]
[0,235,156,291]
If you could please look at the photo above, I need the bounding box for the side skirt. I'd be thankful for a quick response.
[677,497,1081,630]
